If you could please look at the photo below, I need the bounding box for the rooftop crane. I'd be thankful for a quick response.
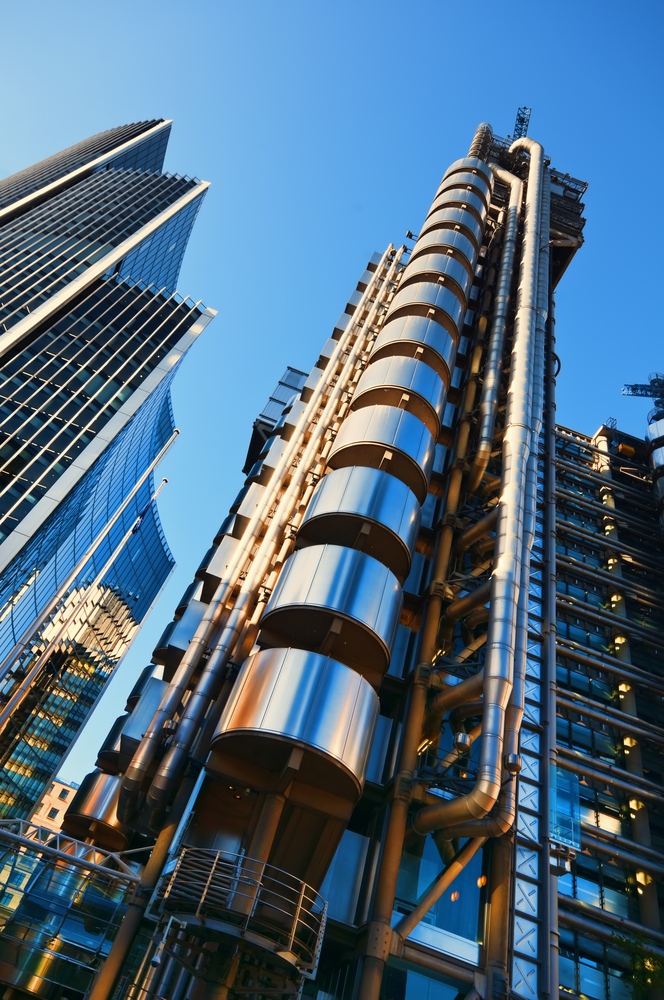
[622,372,664,422]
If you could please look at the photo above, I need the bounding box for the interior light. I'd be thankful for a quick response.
[450,891,460,902]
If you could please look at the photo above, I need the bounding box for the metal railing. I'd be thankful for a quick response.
[155,848,327,978]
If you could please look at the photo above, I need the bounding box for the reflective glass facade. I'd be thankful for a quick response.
[0,121,213,819]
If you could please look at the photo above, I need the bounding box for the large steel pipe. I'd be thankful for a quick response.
[327,404,435,504]
[412,137,547,835]
[259,543,402,681]
[467,168,523,493]
[296,466,420,584]
[210,647,378,802]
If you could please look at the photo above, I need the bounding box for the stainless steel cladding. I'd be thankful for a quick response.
[211,647,379,801]
[61,771,126,850]
[327,404,435,503]
[435,170,493,208]
[417,205,484,252]
[398,252,471,308]
[370,314,457,384]
[351,355,446,438]
[259,543,402,680]
[385,281,465,341]
[427,188,488,226]
[297,466,421,583]
[409,228,477,275]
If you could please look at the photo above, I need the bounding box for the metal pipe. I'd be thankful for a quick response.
[467,168,523,493]
[454,508,498,554]
[118,248,403,819]
[0,480,168,733]
[0,429,177,685]
[441,580,491,624]
[558,910,664,960]
[400,945,475,984]
[412,138,546,835]
[558,895,664,947]
[393,837,486,939]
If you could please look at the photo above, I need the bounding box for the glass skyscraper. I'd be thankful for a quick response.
[0,120,214,818]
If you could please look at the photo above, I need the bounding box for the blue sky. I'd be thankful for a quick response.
[1,0,662,780]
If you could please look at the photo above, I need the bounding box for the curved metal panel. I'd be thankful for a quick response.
[428,187,487,225]
[443,156,494,186]
[96,714,126,773]
[418,206,483,251]
[436,170,492,207]
[651,446,664,470]
[385,281,465,342]
[61,771,126,850]
[352,354,446,438]
[646,418,664,448]
[371,315,457,384]
[409,228,476,276]
[297,466,420,582]
[398,252,471,307]
[327,404,435,503]
[260,544,403,679]
[211,647,379,801]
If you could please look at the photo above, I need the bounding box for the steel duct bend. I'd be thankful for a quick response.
[467,168,523,493]
[413,139,546,836]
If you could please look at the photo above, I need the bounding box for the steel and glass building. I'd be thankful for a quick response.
[0,121,215,820]
[0,119,663,1000]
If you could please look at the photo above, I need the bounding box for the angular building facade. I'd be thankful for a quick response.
[0,121,215,818]
[0,120,663,1000]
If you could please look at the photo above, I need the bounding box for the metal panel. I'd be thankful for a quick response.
[516,846,539,880]
[427,187,487,225]
[297,466,421,583]
[512,957,538,1000]
[371,314,457,384]
[212,647,379,801]
[442,156,494,186]
[352,355,446,438]
[61,771,126,850]
[436,170,492,207]
[153,598,207,674]
[199,534,240,603]
[386,281,465,341]
[327,404,435,504]
[119,677,170,771]
[260,544,403,679]
[514,878,539,917]
[646,417,664,445]
[409,228,476,276]
[418,205,483,251]
[399,252,471,307]
[513,915,539,957]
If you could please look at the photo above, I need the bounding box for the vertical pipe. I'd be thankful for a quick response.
[540,285,558,1000]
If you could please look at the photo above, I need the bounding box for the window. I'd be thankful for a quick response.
[47,807,59,820]
[58,788,69,800]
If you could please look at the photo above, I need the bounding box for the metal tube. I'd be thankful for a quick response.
[393,837,486,939]
[441,580,491,624]
[0,429,177,684]
[412,139,546,835]
[454,508,498,553]
[467,168,523,493]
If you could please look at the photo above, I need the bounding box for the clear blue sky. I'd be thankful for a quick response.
[0,0,661,781]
